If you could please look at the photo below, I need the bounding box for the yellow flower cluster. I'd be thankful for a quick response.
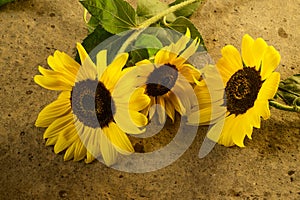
[34,31,280,166]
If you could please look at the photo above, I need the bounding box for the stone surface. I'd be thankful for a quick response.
[0,0,299,199]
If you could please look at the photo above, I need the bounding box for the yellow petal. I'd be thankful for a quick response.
[64,142,76,161]
[221,45,243,72]
[173,39,199,68]
[241,34,255,67]
[258,72,280,100]
[168,92,184,115]
[165,100,175,122]
[76,43,97,81]
[254,100,271,120]
[231,115,248,147]
[154,48,169,65]
[104,123,134,155]
[76,43,89,64]
[217,115,236,147]
[85,151,95,164]
[157,96,166,124]
[43,114,74,139]
[130,110,148,127]
[129,87,151,111]
[252,37,268,70]
[61,52,80,76]
[261,46,281,80]
[206,115,231,143]
[100,53,128,89]
[96,50,107,78]
[100,127,118,166]
[54,125,78,154]
[247,108,261,128]
[34,75,73,91]
[73,140,87,161]
[148,97,157,120]
[45,137,58,146]
[135,59,152,66]
[47,51,64,72]
[216,58,236,83]
[179,64,201,83]
[38,66,76,84]
[35,94,71,127]
[114,108,145,134]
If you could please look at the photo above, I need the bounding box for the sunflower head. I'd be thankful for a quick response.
[195,34,281,147]
[133,29,202,124]
[34,43,150,165]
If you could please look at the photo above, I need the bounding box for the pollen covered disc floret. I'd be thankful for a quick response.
[225,67,263,115]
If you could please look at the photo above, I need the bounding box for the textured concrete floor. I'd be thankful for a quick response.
[0,0,300,199]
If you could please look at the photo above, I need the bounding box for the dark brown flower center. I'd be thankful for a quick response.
[146,64,178,97]
[71,79,115,128]
[225,67,263,115]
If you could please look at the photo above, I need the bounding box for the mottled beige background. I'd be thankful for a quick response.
[0,0,299,199]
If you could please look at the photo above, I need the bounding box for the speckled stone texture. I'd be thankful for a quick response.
[0,0,299,199]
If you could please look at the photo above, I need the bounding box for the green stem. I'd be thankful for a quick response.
[269,100,300,113]
[118,0,200,54]
[137,0,200,29]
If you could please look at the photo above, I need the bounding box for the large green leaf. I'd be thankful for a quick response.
[166,16,206,50]
[169,0,201,18]
[137,0,176,22]
[75,26,113,63]
[277,74,300,106]
[80,0,137,34]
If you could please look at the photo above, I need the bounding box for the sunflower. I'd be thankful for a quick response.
[135,29,201,124]
[34,43,150,165]
[211,34,280,147]
[193,34,281,147]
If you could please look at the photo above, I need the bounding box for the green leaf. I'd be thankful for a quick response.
[75,26,113,63]
[137,0,176,22]
[140,27,181,47]
[81,0,137,34]
[80,0,104,20]
[87,16,100,33]
[126,49,149,68]
[101,0,137,33]
[166,16,206,50]
[169,0,201,18]
[0,0,15,7]
[277,74,300,106]
[134,34,163,57]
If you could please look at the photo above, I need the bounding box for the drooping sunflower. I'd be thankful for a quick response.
[135,29,201,123]
[192,34,281,147]
[34,43,150,165]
